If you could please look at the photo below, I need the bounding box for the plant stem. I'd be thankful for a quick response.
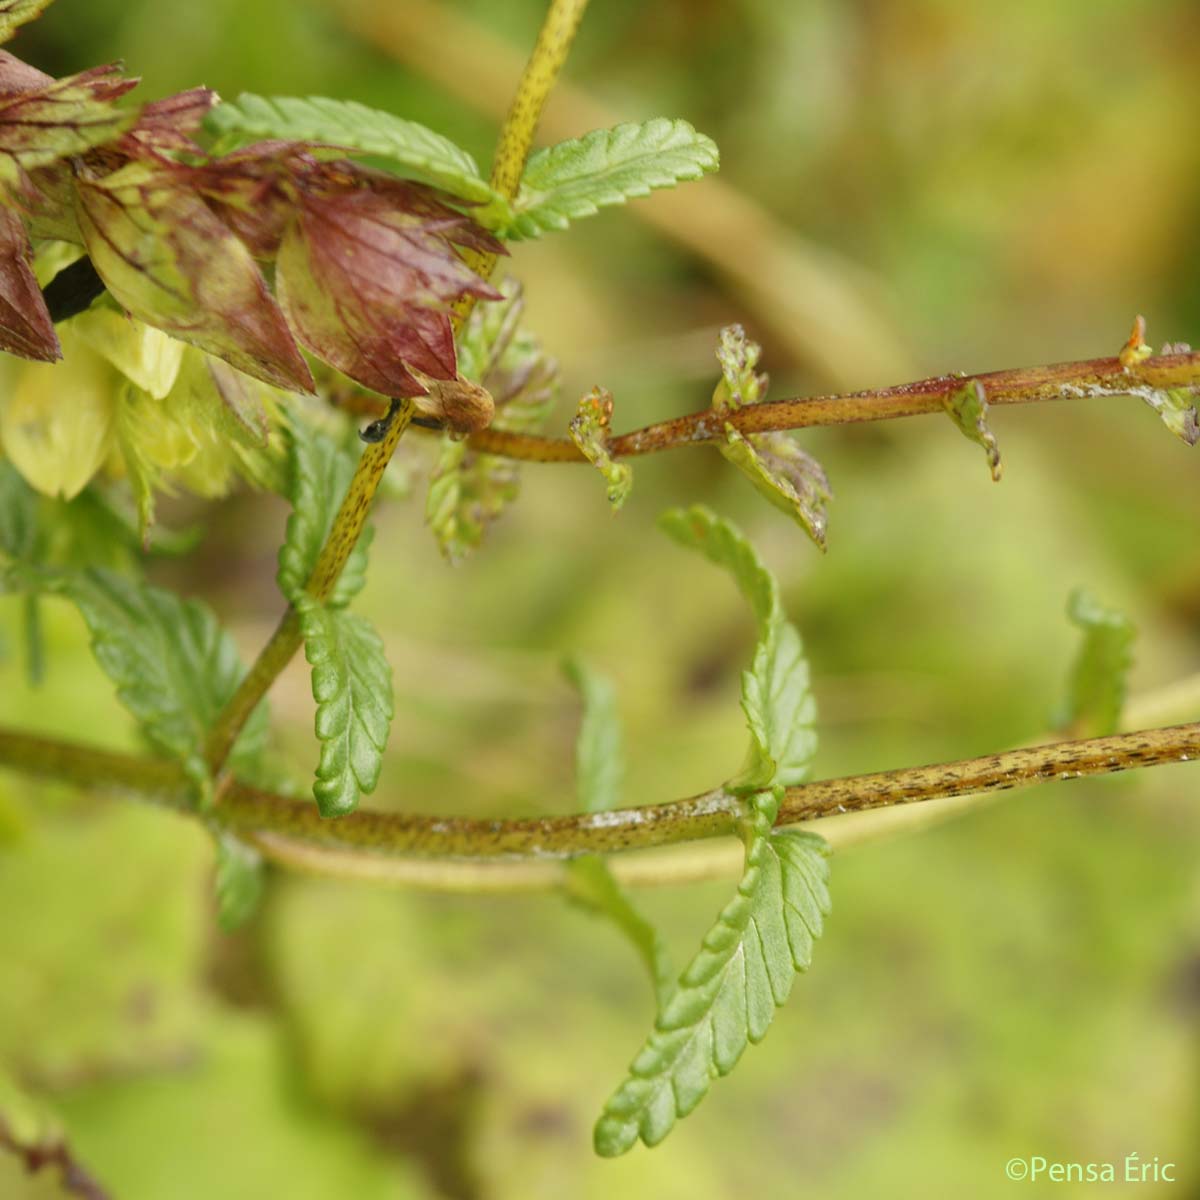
[451,0,589,326]
[6,720,1197,887]
[203,397,416,773]
[452,347,1200,463]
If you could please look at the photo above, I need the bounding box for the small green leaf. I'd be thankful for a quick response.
[0,459,38,561]
[943,378,1002,481]
[711,325,832,549]
[6,566,268,781]
[213,831,265,931]
[296,597,393,817]
[566,856,675,1010]
[277,415,370,608]
[504,118,718,239]
[660,505,818,789]
[1058,587,1135,738]
[0,0,54,43]
[563,657,623,814]
[1139,386,1200,446]
[594,791,831,1156]
[720,428,833,550]
[568,387,632,510]
[562,658,673,1007]
[204,93,506,210]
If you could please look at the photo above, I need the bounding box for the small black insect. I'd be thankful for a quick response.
[359,397,404,443]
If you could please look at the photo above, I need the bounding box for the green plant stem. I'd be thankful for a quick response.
[203,398,416,773]
[449,348,1200,463]
[6,720,1197,888]
[451,0,589,326]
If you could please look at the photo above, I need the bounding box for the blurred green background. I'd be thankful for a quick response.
[3,1,1200,1196]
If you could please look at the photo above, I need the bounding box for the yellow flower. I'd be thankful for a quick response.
[0,325,115,499]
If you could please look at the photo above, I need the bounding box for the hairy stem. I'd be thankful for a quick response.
[6,721,1196,887]
[203,397,416,773]
[451,0,589,324]
[451,347,1200,463]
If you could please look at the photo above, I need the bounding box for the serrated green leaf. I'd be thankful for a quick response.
[562,658,673,1008]
[943,378,1002,481]
[6,566,268,780]
[296,598,392,817]
[712,325,832,550]
[213,831,265,931]
[1058,587,1135,737]
[0,0,53,43]
[204,93,507,211]
[568,387,632,509]
[594,791,831,1155]
[504,118,719,239]
[276,415,370,609]
[660,505,817,789]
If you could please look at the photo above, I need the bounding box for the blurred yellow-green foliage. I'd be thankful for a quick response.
[3,1,1200,1196]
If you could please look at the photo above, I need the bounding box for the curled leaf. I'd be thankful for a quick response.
[942,377,1002,482]
[569,386,632,509]
[76,161,314,392]
[722,428,832,549]
[712,324,832,549]
[1138,384,1199,446]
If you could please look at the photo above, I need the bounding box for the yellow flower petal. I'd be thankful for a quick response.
[0,330,115,498]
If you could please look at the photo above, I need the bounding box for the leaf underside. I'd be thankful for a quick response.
[595,794,830,1156]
